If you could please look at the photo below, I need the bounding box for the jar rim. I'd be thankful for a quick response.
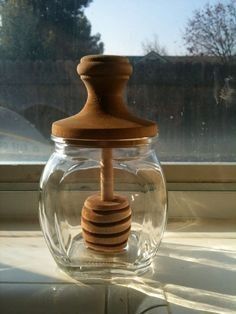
[51,135,155,148]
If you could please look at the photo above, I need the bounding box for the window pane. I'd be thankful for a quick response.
[0,0,235,163]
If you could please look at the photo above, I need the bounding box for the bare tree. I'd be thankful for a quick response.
[142,34,168,55]
[183,0,236,63]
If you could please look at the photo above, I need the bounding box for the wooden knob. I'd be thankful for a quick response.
[52,55,157,140]
[81,194,131,252]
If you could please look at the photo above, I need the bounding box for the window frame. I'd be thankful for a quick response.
[1,163,235,183]
[0,163,235,222]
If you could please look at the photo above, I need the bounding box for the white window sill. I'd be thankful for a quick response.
[1,219,236,314]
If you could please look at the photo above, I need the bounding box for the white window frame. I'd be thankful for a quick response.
[0,163,235,222]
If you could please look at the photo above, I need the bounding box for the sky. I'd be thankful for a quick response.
[85,0,226,56]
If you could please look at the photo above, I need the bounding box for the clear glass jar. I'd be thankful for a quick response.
[39,136,167,279]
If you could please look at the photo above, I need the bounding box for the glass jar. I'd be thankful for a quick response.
[39,55,167,279]
[39,136,167,278]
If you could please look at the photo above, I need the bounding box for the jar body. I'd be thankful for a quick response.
[39,138,167,278]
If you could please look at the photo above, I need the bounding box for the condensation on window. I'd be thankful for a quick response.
[128,61,236,162]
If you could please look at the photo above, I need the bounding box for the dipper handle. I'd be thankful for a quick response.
[101,148,114,201]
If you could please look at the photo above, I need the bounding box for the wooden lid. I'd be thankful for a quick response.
[52,55,157,140]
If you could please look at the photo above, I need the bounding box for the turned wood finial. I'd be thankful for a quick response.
[52,55,157,140]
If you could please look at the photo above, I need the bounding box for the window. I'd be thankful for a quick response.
[0,0,235,163]
[0,0,235,218]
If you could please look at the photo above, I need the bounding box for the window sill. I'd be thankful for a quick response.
[0,163,235,312]
[0,219,235,313]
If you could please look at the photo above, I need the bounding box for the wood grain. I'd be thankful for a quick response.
[82,194,131,252]
[52,55,157,140]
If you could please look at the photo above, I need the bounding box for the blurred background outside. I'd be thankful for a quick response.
[0,0,235,163]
